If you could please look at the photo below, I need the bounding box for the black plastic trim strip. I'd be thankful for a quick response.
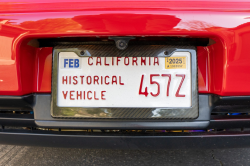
[35,120,209,130]
[213,96,250,106]
[1,130,250,149]
[0,94,34,110]
[0,114,35,126]
[212,105,250,113]
[208,115,250,129]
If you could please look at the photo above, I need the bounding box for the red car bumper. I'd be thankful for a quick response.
[0,0,250,148]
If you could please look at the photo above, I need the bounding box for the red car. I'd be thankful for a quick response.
[0,0,250,148]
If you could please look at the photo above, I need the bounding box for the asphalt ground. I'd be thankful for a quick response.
[0,145,249,166]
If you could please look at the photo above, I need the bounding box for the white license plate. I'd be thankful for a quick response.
[57,52,191,108]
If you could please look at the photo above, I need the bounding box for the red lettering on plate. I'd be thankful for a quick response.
[70,91,75,100]
[139,74,148,97]
[86,76,92,85]
[112,57,114,66]
[101,91,106,100]
[112,76,117,85]
[73,76,78,85]
[87,91,92,100]
[105,76,110,85]
[80,76,84,84]
[175,74,185,97]
[62,91,68,99]
[124,57,129,66]
[154,57,159,66]
[88,57,93,65]
[162,74,171,96]
[94,91,99,100]
[150,74,160,97]
[117,57,121,65]
[149,57,151,66]
[132,57,138,66]
[77,91,82,100]
[83,91,85,99]
[69,76,71,84]
[119,76,124,85]
[104,57,109,66]
[101,76,103,85]
[93,76,99,85]
[141,57,146,66]
[62,76,67,84]
[96,57,101,65]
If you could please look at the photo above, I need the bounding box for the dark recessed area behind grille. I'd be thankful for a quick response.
[38,37,210,47]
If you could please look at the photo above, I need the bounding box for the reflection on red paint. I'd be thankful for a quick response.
[197,46,208,93]
[35,47,53,93]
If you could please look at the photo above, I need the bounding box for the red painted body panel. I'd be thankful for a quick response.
[0,0,250,96]
[34,47,53,93]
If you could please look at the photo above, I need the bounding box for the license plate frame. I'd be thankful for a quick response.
[51,45,198,119]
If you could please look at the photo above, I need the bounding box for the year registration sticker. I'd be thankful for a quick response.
[165,57,186,69]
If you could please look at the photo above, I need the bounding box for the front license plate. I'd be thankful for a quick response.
[51,45,198,119]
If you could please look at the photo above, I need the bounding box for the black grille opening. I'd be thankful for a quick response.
[38,36,210,47]
[0,94,250,134]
